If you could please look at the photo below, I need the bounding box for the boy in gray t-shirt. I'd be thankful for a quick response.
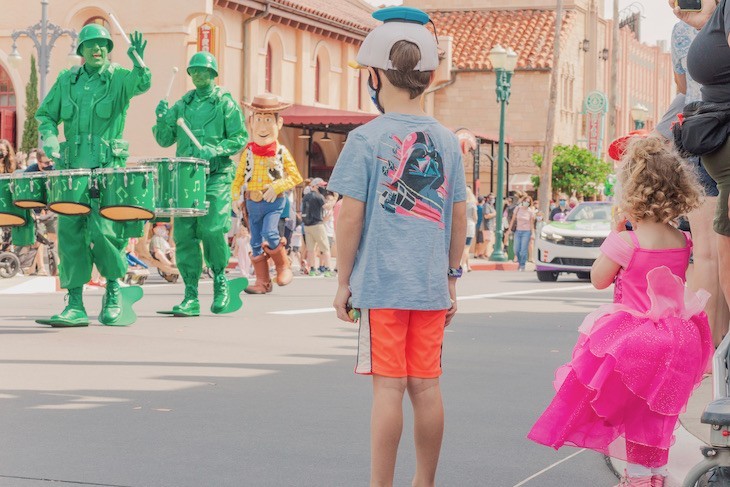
[328,6,466,486]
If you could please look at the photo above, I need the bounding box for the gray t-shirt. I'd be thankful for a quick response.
[483,203,496,231]
[328,113,466,310]
[688,0,730,103]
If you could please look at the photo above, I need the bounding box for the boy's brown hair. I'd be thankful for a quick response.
[382,40,433,99]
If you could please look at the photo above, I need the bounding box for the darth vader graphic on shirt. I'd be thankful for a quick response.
[379,131,447,228]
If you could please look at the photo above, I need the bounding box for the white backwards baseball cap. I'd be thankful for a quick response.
[355,6,439,72]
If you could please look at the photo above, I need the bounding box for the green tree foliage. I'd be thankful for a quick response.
[20,55,39,154]
[531,145,612,197]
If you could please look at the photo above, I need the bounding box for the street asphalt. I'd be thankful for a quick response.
[0,269,621,486]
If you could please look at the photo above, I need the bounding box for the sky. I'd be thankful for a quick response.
[363,0,677,46]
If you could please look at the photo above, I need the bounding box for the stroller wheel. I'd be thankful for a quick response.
[0,252,21,278]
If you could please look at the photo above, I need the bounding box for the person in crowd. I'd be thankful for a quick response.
[0,139,16,173]
[462,186,478,271]
[231,222,251,278]
[508,195,536,271]
[14,150,27,172]
[665,5,730,346]
[329,7,466,487]
[550,194,568,221]
[483,193,497,257]
[324,191,336,259]
[149,223,177,269]
[301,178,333,277]
[474,195,486,258]
[568,196,579,210]
[290,217,305,274]
[528,136,712,487]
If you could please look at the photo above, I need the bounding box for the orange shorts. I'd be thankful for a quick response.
[355,309,448,378]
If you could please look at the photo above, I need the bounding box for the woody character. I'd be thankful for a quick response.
[232,94,303,294]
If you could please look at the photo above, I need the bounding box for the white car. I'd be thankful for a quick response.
[535,202,612,282]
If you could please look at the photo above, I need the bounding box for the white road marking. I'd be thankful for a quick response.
[268,285,595,315]
[511,449,586,487]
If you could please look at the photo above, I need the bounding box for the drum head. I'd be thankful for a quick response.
[0,213,26,226]
[100,206,155,222]
[14,200,46,209]
[49,202,91,216]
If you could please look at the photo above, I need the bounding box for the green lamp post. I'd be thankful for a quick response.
[488,45,518,262]
[631,103,649,130]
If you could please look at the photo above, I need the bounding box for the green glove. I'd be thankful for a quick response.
[155,100,169,121]
[128,31,147,67]
[42,134,60,161]
[198,145,217,161]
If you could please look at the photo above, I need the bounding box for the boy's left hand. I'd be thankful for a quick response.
[333,284,353,323]
[445,278,457,326]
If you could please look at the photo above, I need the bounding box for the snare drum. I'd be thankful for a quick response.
[45,169,93,215]
[96,166,156,221]
[12,171,47,209]
[0,174,27,226]
[139,158,208,217]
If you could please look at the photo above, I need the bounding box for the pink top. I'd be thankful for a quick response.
[600,230,692,313]
[514,207,533,231]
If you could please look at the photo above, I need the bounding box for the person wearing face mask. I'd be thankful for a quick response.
[35,24,150,327]
[509,196,536,271]
[483,193,497,257]
[549,194,568,221]
[154,52,248,316]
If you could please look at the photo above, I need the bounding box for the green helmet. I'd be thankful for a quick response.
[187,52,218,77]
[76,24,114,55]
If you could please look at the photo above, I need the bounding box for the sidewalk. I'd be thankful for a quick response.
[611,377,712,486]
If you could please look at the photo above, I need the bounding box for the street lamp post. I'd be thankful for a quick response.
[8,0,81,102]
[630,103,649,130]
[488,45,518,262]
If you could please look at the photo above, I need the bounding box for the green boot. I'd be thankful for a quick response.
[99,280,122,325]
[211,273,230,314]
[37,287,89,327]
[172,285,200,317]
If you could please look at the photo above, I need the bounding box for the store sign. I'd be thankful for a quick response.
[197,22,216,56]
[584,91,608,158]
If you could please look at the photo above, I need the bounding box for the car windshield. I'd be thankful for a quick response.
[565,203,612,222]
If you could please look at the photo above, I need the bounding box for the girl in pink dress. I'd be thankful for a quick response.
[528,137,713,487]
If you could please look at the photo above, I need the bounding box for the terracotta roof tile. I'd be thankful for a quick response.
[430,9,576,71]
[271,0,378,33]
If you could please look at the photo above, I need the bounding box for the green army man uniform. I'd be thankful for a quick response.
[153,52,248,316]
[35,24,151,327]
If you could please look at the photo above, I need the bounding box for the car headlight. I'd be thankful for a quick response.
[540,231,563,243]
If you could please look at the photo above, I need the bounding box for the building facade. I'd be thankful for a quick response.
[413,0,674,195]
[0,0,378,178]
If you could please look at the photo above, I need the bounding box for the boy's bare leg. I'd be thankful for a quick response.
[407,377,444,487]
[371,375,407,487]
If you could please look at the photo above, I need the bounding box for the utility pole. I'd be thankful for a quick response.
[609,0,620,140]
[538,0,563,219]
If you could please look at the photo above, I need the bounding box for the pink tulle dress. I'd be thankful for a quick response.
[527,231,713,467]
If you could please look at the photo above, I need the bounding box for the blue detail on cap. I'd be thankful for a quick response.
[372,6,430,25]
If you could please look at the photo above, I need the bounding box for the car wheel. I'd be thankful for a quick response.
[576,272,591,280]
[537,271,559,282]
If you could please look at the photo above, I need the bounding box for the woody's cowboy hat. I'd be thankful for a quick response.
[244,93,292,113]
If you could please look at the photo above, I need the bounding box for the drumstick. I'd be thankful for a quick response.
[176,118,203,150]
[165,67,179,101]
[108,12,146,68]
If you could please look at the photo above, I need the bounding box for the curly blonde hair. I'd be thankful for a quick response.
[617,136,702,224]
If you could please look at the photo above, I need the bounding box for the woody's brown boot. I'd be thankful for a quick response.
[245,253,273,294]
[263,239,293,286]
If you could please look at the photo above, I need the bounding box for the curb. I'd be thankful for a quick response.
[470,261,520,271]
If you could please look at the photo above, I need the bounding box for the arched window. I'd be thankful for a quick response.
[315,56,321,103]
[84,16,111,30]
[265,44,273,93]
[0,66,16,147]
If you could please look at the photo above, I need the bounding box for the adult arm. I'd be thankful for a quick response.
[35,77,63,159]
[122,32,151,99]
[152,101,178,148]
[214,95,249,157]
[333,197,365,323]
[675,72,688,95]
[670,0,718,30]
[231,151,247,199]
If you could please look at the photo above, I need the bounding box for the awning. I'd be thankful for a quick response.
[281,105,377,134]
[509,173,535,191]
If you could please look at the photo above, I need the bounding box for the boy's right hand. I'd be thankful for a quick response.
[333,284,353,323]
[445,278,457,326]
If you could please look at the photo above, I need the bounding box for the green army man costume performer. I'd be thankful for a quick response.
[35,24,151,327]
[153,52,248,317]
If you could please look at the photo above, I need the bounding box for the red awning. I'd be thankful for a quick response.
[281,104,377,132]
